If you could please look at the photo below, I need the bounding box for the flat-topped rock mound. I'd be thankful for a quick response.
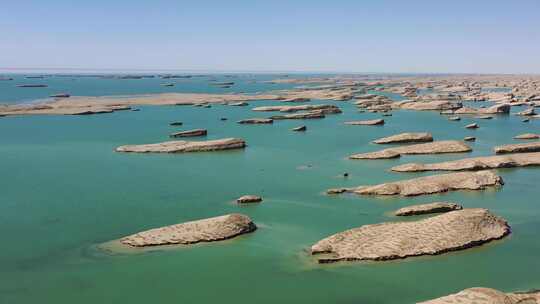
[349,140,472,160]
[270,111,325,120]
[514,133,540,140]
[419,287,540,304]
[454,103,511,115]
[169,129,207,138]
[115,138,246,153]
[349,149,400,159]
[396,100,462,111]
[373,132,433,144]
[494,141,540,154]
[349,171,503,197]
[252,104,340,114]
[236,195,263,204]
[120,214,257,247]
[394,202,463,216]
[311,208,509,263]
[237,118,273,124]
[344,119,384,126]
[392,152,540,172]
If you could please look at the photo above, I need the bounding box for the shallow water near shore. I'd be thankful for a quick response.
[1,76,539,303]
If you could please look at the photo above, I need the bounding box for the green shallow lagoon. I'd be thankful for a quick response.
[1,81,540,303]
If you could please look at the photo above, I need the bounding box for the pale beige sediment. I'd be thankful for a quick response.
[494,141,540,154]
[394,202,463,216]
[344,119,384,125]
[115,138,245,153]
[120,214,257,247]
[311,208,509,263]
[252,104,340,113]
[392,152,540,172]
[0,93,280,116]
[394,100,462,111]
[270,111,325,120]
[514,133,540,139]
[454,103,511,115]
[348,171,503,196]
[419,287,540,304]
[282,86,359,101]
[349,140,471,160]
[373,132,433,144]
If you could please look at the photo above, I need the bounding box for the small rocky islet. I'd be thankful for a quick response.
[236,195,263,204]
[311,208,510,263]
[514,133,540,139]
[392,152,540,172]
[332,170,503,197]
[344,119,384,125]
[237,118,273,124]
[119,214,257,247]
[494,141,540,154]
[349,140,472,159]
[419,288,540,304]
[372,132,433,144]
[394,202,463,216]
[169,128,207,138]
[115,138,246,153]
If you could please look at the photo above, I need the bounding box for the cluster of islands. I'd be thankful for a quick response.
[2,73,540,303]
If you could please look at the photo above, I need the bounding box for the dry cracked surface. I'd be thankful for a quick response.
[120,214,257,247]
[419,287,540,304]
[494,141,540,154]
[348,171,503,197]
[349,140,472,160]
[311,208,510,263]
[373,132,433,144]
[115,138,246,153]
[392,152,540,172]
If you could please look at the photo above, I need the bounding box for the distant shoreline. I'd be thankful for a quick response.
[1,67,537,76]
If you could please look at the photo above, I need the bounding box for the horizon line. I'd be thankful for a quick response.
[0,67,538,76]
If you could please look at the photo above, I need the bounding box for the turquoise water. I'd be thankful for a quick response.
[1,76,539,303]
[0,73,302,104]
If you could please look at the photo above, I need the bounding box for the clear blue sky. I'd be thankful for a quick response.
[1,0,539,73]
